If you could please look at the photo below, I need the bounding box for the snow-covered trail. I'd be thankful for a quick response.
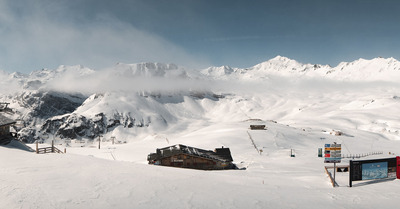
[2,119,400,209]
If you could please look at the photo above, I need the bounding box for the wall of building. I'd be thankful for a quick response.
[160,154,225,170]
[0,125,10,136]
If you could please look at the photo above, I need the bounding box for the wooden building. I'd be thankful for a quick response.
[0,114,16,145]
[148,144,235,170]
[250,125,266,130]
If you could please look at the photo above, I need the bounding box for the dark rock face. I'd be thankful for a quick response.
[18,128,37,143]
[39,111,151,140]
[4,64,222,143]
[16,91,87,142]
[15,91,85,119]
[15,90,216,142]
[41,114,90,139]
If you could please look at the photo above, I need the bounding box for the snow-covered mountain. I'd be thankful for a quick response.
[2,56,400,208]
[1,56,400,143]
[202,55,400,81]
[328,57,400,81]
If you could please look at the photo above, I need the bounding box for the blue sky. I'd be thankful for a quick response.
[1,0,400,73]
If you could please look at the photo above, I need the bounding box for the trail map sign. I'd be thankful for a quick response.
[362,162,388,180]
[324,143,341,163]
[349,157,398,187]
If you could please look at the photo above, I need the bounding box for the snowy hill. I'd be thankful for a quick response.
[328,57,400,81]
[1,57,400,208]
[202,56,400,81]
[250,55,328,77]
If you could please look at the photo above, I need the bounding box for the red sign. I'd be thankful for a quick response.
[397,156,400,179]
[324,143,341,163]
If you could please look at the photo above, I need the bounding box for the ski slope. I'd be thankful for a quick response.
[2,91,400,209]
[1,57,400,208]
[1,119,399,209]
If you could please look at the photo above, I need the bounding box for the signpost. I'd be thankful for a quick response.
[349,157,398,187]
[324,142,341,187]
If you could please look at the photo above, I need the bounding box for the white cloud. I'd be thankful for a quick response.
[0,0,208,73]
[43,68,212,95]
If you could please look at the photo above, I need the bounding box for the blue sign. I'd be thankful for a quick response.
[362,162,388,180]
[324,143,341,163]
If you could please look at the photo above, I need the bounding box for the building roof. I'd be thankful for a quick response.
[0,114,16,127]
[215,147,234,162]
[156,144,233,162]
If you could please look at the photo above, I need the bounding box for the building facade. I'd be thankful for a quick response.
[0,114,16,144]
[148,144,235,170]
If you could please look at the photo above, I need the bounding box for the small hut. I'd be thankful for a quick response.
[148,144,235,170]
[250,125,266,130]
[0,114,16,145]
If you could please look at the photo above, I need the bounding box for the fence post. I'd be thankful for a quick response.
[52,140,54,153]
[36,140,38,154]
[64,148,66,153]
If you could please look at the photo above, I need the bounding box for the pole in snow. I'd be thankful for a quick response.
[334,162,336,187]
[333,142,337,187]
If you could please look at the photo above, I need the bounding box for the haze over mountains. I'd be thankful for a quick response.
[1,56,400,143]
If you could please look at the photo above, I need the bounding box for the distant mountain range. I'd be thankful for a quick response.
[1,56,399,143]
[202,55,400,81]
[2,56,400,90]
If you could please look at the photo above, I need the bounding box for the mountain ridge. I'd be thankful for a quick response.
[1,56,400,142]
[2,56,400,84]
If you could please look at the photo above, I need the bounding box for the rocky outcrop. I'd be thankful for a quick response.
[15,91,87,142]
[39,111,152,140]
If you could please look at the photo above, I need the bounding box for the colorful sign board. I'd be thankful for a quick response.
[349,157,398,187]
[324,143,341,163]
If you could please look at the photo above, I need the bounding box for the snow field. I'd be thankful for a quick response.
[2,57,400,208]
[3,118,400,209]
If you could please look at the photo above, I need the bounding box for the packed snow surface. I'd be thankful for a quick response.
[1,56,400,208]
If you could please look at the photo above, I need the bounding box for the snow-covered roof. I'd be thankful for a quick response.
[156,144,233,162]
[0,114,15,127]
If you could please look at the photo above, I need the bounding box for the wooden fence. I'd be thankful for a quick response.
[341,152,383,159]
[36,140,65,154]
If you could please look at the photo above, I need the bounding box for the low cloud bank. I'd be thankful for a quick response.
[44,69,213,95]
[44,69,400,96]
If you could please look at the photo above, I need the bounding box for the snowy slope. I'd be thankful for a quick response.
[1,57,400,208]
[1,118,400,209]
